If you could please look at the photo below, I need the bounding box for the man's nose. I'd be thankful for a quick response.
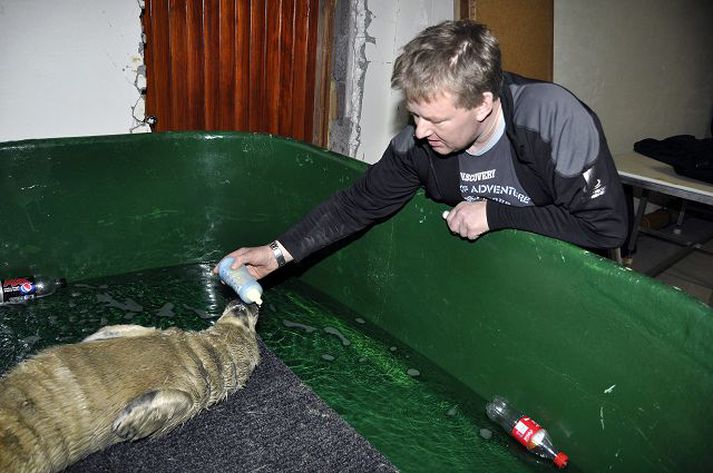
[414,118,432,139]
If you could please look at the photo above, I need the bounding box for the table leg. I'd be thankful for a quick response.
[628,189,650,255]
[673,200,687,236]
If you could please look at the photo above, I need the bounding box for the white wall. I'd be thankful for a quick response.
[554,0,713,155]
[0,0,147,143]
[349,0,453,163]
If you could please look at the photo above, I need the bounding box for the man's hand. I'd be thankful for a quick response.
[442,201,489,240]
[213,242,293,279]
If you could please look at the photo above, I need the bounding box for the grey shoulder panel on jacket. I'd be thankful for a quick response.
[509,82,600,178]
[390,125,416,155]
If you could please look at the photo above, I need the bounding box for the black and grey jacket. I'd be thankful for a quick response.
[279,72,628,262]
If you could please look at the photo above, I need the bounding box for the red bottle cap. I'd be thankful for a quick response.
[554,452,569,468]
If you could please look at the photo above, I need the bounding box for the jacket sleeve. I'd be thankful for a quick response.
[486,156,628,249]
[486,87,628,249]
[278,134,422,262]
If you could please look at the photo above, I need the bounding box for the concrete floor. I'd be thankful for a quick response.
[628,212,713,307]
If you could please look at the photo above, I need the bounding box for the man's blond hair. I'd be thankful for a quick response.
[391,20,502,109]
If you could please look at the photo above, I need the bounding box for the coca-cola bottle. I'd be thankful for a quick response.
[1,276,67,305]
[486,396,569,469]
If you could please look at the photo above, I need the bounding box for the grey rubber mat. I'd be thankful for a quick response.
[66,339,397,472]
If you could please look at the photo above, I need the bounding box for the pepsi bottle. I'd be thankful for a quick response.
[1,276,67,305]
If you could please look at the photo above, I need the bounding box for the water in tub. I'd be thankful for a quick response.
[0,263,581,472]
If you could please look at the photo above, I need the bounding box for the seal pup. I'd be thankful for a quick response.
[0,299,260,473]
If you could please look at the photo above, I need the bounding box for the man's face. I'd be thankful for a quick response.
[407,91,487,155]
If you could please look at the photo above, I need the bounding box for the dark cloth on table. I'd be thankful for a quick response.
[634,135,713,184]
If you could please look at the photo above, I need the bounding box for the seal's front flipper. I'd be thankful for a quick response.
[82,324,159,342]
[112,389,193,441]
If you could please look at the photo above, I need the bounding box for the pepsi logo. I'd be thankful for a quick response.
[19,282,35,294]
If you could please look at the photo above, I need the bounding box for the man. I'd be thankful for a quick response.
[216,20,627,278]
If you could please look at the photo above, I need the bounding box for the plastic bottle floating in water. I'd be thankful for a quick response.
[1,276,67,305]
[485,396,569,469]
[217,257,263,305]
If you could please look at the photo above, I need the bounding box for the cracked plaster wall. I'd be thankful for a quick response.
[4,0,708,158]
[330,0,453,164]
[0,0,148,142]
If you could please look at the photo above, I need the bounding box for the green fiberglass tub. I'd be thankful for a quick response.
[1,132,712,472]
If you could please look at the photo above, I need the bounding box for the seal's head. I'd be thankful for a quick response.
[216,299,259,331]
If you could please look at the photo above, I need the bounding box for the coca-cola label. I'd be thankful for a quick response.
[1,277,37,303]
[511,416,541,448]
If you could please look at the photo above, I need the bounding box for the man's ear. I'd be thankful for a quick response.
[474,92,494,122]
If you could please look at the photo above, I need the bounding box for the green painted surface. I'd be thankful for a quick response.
[1,264,570,472]
[1,132,712,472]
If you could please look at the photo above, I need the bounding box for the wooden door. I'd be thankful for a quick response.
[457,0,553,81]
[142,0,333,145]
